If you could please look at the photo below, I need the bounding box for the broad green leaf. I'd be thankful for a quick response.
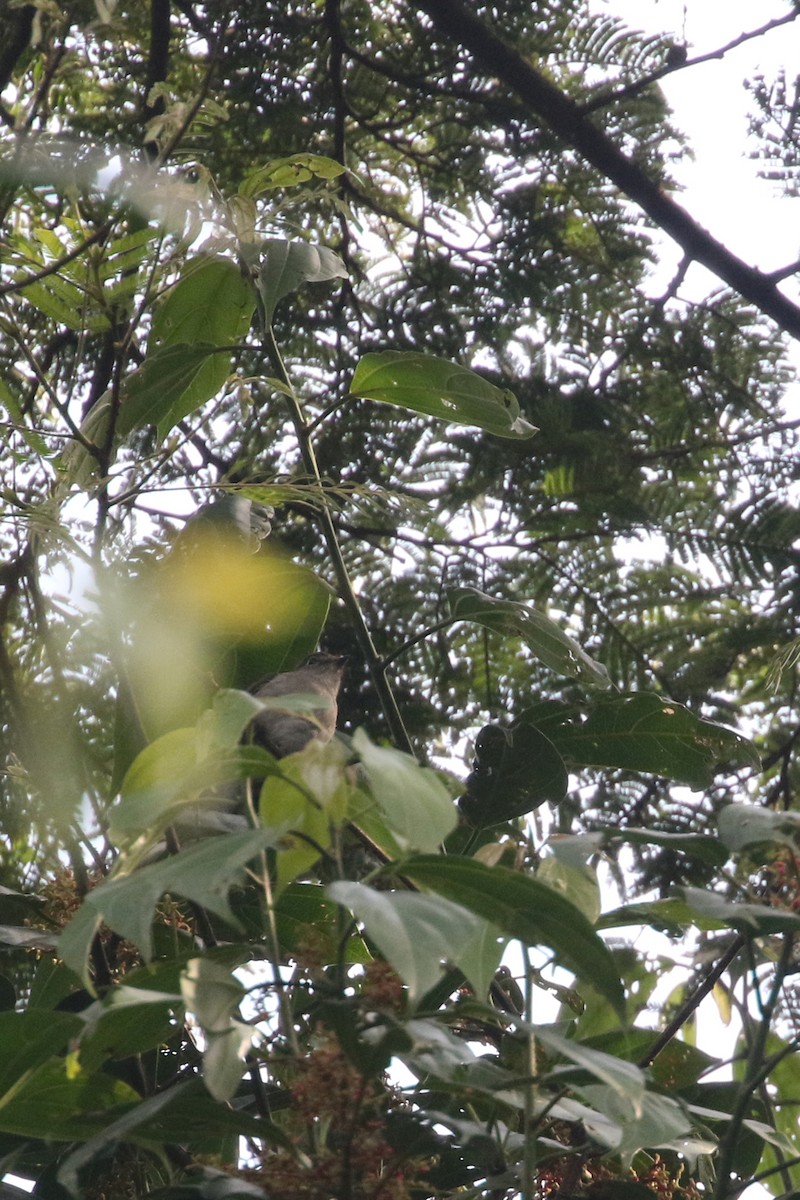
[0,1011,83,1097]
[458,722,567,825]
[598,896,722,934]
[681,886,800,933]
[131,255,255,437]
[181,959,253,1102]
[260,738,353,892]
[350,351,537,440]
[202,1021,254,1102]
[181,957,244,1034]
[55,1081,281,1194]
[152,256,255,349]
[401,856,625,1017]
[0,1058,137,1141]
[717,804,800,855]
[117,342,223,438]
[111,726,203,843]
[328,881,504,1004]
[257,238,348,325]
[533,1026,645,1111]
[536,857,601,924]
[547,693,758,787]
[77,986,182,1072]
[352,728,457,852]
[577,1084,697,1163]
[59,828,288,981]
[195,688,265,756]
[449,587,610,687]
[615,827,729,867]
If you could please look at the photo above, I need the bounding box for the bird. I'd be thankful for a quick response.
[248,652,347,759]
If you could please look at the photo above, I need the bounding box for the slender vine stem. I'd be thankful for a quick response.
[713,933,796,1199]
[260,325,414,757]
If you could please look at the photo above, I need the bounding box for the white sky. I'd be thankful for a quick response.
[605,0,800,297]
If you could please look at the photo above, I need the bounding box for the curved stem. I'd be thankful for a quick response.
[261,326,414,757]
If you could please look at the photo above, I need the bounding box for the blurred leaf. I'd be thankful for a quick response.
[717,804,800,854]
[181,959,253,1102]
[536,857,601,923]
[449,587,610,687]
[0,1011,83,1096]
[681,886,800,933]
[351,352,536,439]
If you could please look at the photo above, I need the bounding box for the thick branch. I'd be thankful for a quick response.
[414,0,800,342]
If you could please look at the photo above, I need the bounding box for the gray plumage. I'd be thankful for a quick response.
[249,653,346,759]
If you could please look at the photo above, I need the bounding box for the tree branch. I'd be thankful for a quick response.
[414,0,800,342]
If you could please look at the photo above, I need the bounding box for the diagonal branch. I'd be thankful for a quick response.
[582,8,800,115]
[414,0,800,342]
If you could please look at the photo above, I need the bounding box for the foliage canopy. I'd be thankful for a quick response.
[2,1,800,1197]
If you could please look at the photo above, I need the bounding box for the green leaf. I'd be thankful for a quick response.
[535,857,601,924]
[181,957,244,1034]
[717,804,800,855]
[202,1021,255,1103]
[59,829,287,981]
[680,886,800,934]
[458,722,568,825]
[257,238,348,325]
[118,342,223,439]
[449,587,610,687]
[77,986,182,1072]
[597,896,722,934]
[0,1058,138,1141]
[547,693,758,786]
[181,959,253,1102]
[350,351,537,440]
[401,856,625,1017]
[260,738,352,892]
[576,1083,697,1163]
[130,255,255,437]
[328,882,504,1004]
[533,1026,645,1110]
[273,882,369,962]
[0,1011,83,1096]
[240,153,347,197]
[615,827,729,867]
[352,728,457,852]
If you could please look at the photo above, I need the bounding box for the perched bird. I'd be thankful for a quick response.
[249,652,347,759]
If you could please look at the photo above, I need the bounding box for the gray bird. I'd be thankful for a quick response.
[248,652,347,759]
